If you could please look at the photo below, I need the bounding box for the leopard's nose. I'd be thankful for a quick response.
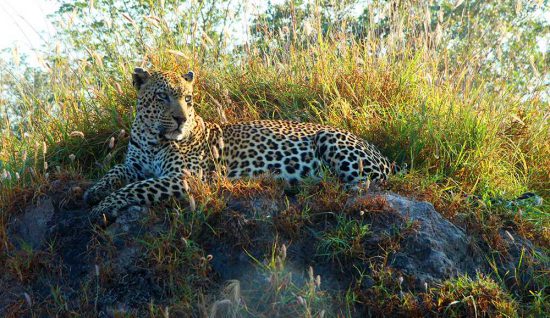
[173,116,185,126]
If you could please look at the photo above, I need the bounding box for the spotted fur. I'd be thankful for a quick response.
[84,69,397,223]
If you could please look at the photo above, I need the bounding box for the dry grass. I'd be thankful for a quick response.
[0,0,547,316]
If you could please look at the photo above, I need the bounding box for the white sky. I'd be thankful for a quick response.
[0,0,58,53]
[0,0,267,66]
[0,0,547,64]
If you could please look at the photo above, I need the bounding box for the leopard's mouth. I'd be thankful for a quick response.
[162,115,195,141]
[163,125,186,141]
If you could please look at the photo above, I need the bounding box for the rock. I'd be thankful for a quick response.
[384,194,485,284]
[8,196,55,249]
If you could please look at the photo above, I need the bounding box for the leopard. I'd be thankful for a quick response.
[84,68,400,223]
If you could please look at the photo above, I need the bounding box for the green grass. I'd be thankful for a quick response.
[0,0,548,316]
[316,214,370,260]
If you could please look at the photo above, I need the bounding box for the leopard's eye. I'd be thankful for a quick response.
[185,95,192,103]
[156,92,169,101]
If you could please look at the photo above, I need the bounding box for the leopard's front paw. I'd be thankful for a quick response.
[89,196,125,226]
[83,185,111,206]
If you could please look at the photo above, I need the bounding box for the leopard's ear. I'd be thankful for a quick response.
[132,67,151,90]
[182,71,194,83]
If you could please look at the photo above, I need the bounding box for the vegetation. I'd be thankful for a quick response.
[0,0,548,316]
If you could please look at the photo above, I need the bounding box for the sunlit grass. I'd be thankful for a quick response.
[0,0,547,316]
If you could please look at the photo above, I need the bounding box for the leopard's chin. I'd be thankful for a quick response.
[165,118,198,141]
[164,132,182,141]
[164,127,187,141]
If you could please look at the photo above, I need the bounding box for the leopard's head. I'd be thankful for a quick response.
[132,68,196,141]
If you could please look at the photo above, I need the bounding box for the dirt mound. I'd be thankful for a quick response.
[2,179,545,316]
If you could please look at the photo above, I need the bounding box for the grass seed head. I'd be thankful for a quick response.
[70,131,85,138]
[108,137,115,149]
[114,82,123,95]
[23,292,32,307]
[297,295,306,306]
[212,146,219,160]
[189,195,196,212]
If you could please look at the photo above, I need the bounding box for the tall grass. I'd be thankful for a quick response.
[0,1,547,315]
[0,1,547,219]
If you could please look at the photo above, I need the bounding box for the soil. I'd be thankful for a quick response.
[2,179,546,317]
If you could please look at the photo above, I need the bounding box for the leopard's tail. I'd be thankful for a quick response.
[391,162,408,175]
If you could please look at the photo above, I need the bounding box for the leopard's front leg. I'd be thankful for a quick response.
[90,173,189,224]
[84,164,141,205]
